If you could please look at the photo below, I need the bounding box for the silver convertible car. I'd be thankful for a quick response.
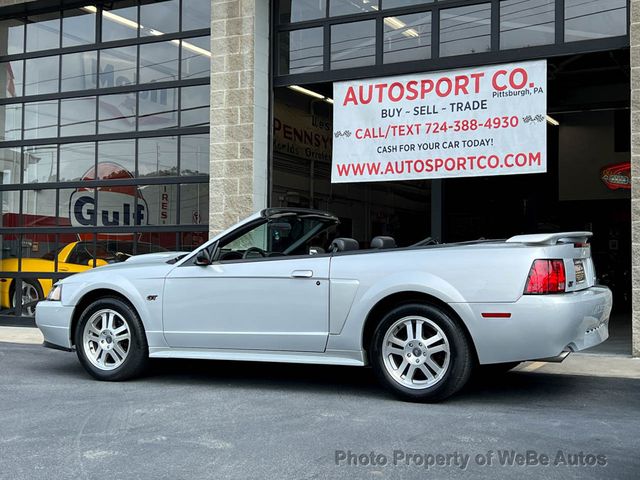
[36,208,612,402]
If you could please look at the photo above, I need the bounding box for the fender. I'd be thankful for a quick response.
[327,270,466,353]
[62,276,168,348]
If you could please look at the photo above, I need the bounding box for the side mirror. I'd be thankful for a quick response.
[195,249,211,266]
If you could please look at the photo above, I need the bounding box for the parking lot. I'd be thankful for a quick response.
[1,341,639,480]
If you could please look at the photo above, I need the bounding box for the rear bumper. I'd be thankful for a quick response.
[451,286,612,365]
[35,301,75,350]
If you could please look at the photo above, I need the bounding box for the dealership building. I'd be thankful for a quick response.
[0,0,638,357]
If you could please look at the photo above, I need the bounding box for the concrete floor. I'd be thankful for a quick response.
[0,342,639,480]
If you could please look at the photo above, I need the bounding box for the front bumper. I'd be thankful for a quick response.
[451,286,613,365]
[35,301,75,350]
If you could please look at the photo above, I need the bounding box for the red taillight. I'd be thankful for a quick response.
[524,259,566,294]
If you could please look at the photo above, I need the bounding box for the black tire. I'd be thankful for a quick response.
[74,297,149,381]
[11,279,44,316]
[370,303,473,402]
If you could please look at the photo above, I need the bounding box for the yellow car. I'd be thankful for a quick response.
[0,240,166,316]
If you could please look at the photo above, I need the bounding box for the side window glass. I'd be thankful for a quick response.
[66,243,93,265]
[217,215,336,261]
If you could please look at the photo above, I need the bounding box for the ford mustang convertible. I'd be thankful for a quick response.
[36,208,612,402]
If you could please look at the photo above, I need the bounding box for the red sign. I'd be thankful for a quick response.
[600,162,631,190]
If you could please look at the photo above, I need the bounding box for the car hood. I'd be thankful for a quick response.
[124,251,190,264]
[58,251,189,284]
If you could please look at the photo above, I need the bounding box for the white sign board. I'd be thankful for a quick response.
[332,61,547,183]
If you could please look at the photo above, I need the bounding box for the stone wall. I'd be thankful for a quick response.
[209,0,269,236]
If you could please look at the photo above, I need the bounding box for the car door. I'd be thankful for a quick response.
[163,214,334,352]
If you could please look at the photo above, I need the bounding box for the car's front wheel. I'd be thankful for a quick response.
[370,303,473,402]
[11,280,43,316]
[74,297,148,381]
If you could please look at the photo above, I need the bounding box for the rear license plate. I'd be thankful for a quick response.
[574,260,586,284]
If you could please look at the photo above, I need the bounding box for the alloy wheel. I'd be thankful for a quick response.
[82,308,131,371]
[381,315,451,389]
[13,282,40,316]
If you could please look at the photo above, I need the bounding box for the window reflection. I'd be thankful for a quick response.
[0,19,25,55]
[101,1,138,42]
[0,147,22,184]
[59,142,95,182]
[0,104,22,141]
[384,12,431,64]
[61,51,97,92]
[501,0,555,50]
[440,3,491,57]
[60,97,96,137]
[62,8,96,47]
[330,0,378,17]
[140,0,179,36]
[24,101,57,140]
[23,145,57,184]
[25,56,59,96]
[98,93,137,133]
[180,134,209,176]
[26,13,60,52]
[138,88,178,131]
[565,0,627,42]
[182,0,212,30]
[331,20,376,69]
[279,0,327,23]
[99,46,137,88]
[138,136,178,177]
[279,28,324,75]
[181,85,210,127]
[181,36,211,80]
[97,139,135,176]
[23,189,57,226]
[383,0,433,8]
[0,60,24,98]
[180,183,208,225]
[139,41,179,83]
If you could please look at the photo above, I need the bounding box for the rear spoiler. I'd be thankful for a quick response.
[505,232,592,245]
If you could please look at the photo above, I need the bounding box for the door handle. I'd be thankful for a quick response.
[58,267,69,272]
[291,270,313,278]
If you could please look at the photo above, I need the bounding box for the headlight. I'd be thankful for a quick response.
[46,284,62,301]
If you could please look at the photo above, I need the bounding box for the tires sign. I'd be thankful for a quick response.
[332,60,547,183]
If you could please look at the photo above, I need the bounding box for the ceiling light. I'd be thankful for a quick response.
[288,85,334,105]
[82,5,211,58]
[545,115,559,126]
[383,16,419,38]
[288,85,325,100]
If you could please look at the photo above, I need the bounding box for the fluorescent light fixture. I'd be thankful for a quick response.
[546,115,559,126]
[288,85,325,99]
[383,16,419,38]
[288,85,334,105]
[82,5,210,57]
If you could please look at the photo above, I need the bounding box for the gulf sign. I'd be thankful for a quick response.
[70,162,148,228]
[332,61,547,183]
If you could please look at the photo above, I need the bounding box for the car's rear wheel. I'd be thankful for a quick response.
[74,297,148,381]
[11,280,43,316]
[370,303,473,402]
